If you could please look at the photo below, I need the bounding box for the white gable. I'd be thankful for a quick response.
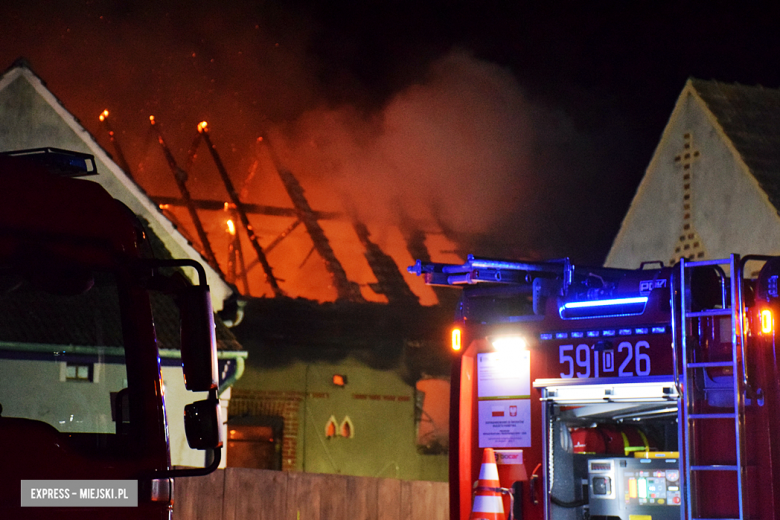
[0,65,231,309]
[606,80,780,269]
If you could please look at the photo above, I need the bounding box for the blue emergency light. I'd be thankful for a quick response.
[559,296,648,319]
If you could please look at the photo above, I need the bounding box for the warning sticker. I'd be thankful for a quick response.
[478,398,531,448]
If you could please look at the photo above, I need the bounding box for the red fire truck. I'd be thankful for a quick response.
[0,149,222,519]
[410,254,780,520]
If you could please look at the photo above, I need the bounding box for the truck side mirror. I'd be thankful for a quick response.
[184,396,223,450]
[179,284,218,392]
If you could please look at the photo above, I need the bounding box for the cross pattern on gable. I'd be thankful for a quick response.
[670,132,707,266]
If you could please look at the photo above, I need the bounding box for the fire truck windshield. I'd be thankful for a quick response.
[0,268,129,435]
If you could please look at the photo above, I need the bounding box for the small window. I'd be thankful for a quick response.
[325,416,338,438]
[339,416,355,438]
[65,363,93,382]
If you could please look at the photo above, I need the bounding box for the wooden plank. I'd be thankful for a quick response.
[411,481,435,520]
[345,475,378,520]
[286,471,321,520]
[432,482,450,520]
[151,196,342,220]
[400,480,414,520]
[377,478,401,520]
[319,474,348,520]
[173,469,225,520]
[223,467,287,520]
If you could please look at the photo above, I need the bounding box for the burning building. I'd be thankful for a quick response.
[0,58,462,481]
[137,90,462,481]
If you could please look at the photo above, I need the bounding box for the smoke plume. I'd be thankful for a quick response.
[0,1,617,274]
[268,50,536,242]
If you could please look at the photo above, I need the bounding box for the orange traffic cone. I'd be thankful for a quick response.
[469,448,506,520]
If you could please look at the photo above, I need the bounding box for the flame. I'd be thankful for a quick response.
[98,109,109,122]
[227,219,236,236]
[197,121,208,133]
[149,115,155,125]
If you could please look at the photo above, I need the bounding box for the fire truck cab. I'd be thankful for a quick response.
[410,254,780,520]
[0,149,223,519]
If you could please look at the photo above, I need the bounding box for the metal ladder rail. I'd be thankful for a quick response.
[680,255,745,520]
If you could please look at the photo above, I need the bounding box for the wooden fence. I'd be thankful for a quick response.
[173,468,449,520]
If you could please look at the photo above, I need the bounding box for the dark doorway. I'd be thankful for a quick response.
[226,415,283,470]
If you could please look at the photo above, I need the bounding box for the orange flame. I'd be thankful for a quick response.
[227,219,236,236]
[197,121,208,133]
[98,109,109,122]
[149,115,155,125]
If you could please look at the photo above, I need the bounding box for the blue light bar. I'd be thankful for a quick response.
[559,296,649,320]
[562,296,648,310]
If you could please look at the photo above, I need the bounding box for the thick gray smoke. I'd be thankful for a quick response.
[0,2,607,265]
[268,50,536,240]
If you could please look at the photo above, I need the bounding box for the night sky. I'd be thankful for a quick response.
[2,2,780,265]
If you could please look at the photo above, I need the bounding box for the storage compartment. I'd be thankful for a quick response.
[541,381,682,520]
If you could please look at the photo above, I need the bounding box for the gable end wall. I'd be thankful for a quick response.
[606,88,780,268]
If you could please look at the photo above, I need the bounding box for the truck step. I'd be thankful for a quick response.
[686,309,732,318]
[686,361,734,368]
[689,413,737,419]
[690,465,738,471]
